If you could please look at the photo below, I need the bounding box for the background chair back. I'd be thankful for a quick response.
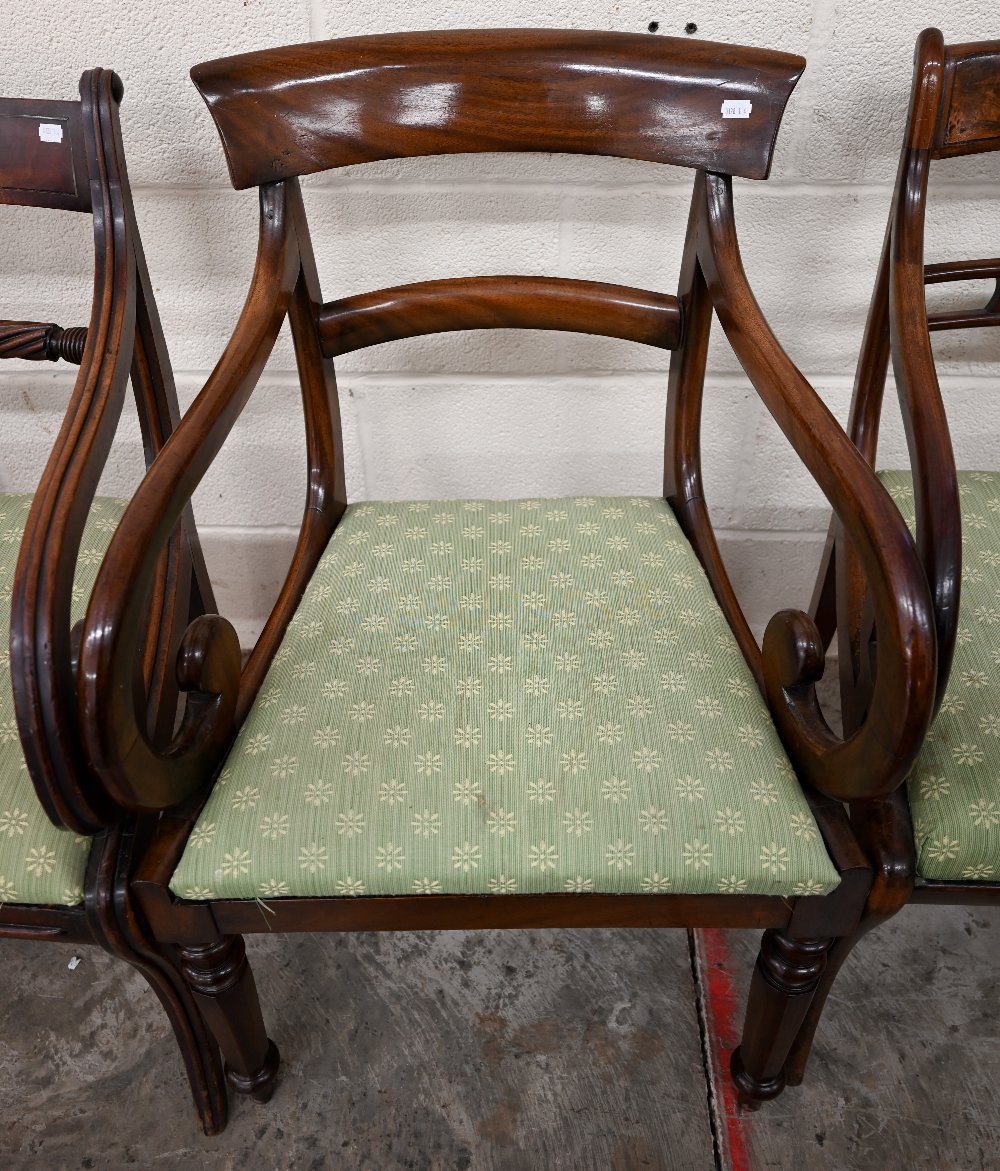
[0,70,214,835]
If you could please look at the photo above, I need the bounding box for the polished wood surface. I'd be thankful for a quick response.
[67,29,953,1117]
[0,95,89,211]
[796,28,1000,1087]
[0,70,231,1135]
[937,39,1000,156]
[191,29,804,187]
[319,276,682,356]
[924,257,1000,331]
[11,69,215,836]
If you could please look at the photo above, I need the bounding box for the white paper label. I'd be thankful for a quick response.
[38,122,63,143]
[67,955,81,971]
[721,100,752,119]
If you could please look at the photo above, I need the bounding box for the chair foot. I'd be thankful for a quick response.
[178,935,280,1107]
[730,1045,785,1106]
[732,928,832,1103]
[225,1037,281,1103]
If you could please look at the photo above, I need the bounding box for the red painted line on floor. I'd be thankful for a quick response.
[692,927,752,1171]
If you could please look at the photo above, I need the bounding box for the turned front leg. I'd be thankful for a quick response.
[730,929,832,1106]
[178,935,280,1103]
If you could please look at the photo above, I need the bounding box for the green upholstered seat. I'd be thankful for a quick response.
[880,471,1000,883]
[172,497,839,901]
[0,494,125,906]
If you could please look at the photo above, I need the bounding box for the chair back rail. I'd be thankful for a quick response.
[935,39,1000,157]
[78,30,934,821]
[924,258,1000,331]
[191,30,804,188]
[319,277,682,357]
[5,70,215,835]
[0,96,90,212]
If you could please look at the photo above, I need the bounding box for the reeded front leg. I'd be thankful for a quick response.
[784,792,916,1085]
[178,935,280,1102]
[730,929,832,1106]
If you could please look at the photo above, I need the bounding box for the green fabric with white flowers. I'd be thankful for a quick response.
[880,470,1000,882]
[171,496,839,900]
[0,493,125,906]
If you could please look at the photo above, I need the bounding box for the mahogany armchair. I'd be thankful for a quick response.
[789,28,1000,1082]
[58,30,937,1122]
[0,70,240,1134]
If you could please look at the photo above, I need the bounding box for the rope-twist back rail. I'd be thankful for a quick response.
[0,320,87,364]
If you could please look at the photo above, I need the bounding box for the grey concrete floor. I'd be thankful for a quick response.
[0,905,997,1170]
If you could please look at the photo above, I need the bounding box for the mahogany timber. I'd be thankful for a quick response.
[191,29,804,188]
[796,29,1000,1087]
[319,277,683,356]
[0,96,89,211]
[0,70,237,1135]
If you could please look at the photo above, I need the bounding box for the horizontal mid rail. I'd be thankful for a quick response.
[318,275,682,356]
[924,258,1000,283]
[925,258,1000,331]
[927,309,1000,331]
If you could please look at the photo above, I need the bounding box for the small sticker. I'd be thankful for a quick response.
[38,122,63,143]
[67,955,81,971]
[721,100,752,119]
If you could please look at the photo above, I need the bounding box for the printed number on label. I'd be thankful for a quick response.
[721,100,752,119]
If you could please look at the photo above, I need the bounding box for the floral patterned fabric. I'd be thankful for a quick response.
[880,471,1000,882]
[171,497,839,901]
[0,494,125,906]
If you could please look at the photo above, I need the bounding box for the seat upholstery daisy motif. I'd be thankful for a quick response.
[170,497,839,900]
[0,494,123,906]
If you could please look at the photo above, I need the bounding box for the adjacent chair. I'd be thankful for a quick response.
[54,30,939,1120]
[788,27,1000,1084]
[0,69,246,1134]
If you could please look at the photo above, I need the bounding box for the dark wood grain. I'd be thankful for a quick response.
[0,96,89,211]
[698,171,935,802]
[796,28,1000,1089]
[79,181,298,815]
[924,257,1000,331]
[938,39,1000,155]
[0,320,87,362]
[319,276,682,356]
[732,932,833,1105]
[0,70,231,1136]
[191,29,804,187]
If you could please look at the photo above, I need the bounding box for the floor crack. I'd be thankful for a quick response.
[688,927,727,1171]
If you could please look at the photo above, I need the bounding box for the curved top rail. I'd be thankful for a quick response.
[936,36,1000,157]
[0,95,90,212]
[191,29,804,187]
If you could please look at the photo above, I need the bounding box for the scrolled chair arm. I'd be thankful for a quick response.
[79,181,301,812]
[698,172,937,802]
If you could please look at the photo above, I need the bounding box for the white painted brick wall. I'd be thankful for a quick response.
[1,2,999,647]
